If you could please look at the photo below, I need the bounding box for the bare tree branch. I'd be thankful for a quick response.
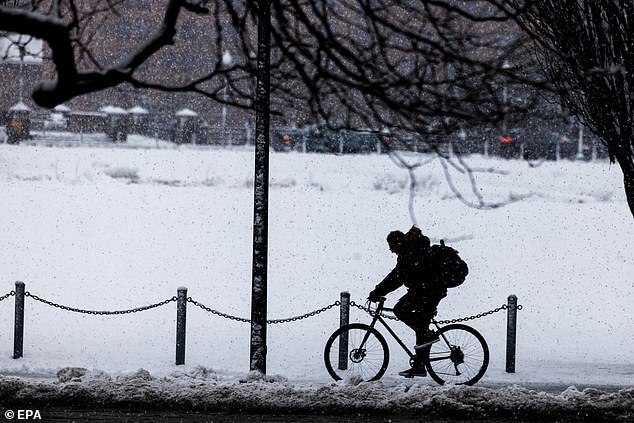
[0,1,212,108]
[505,0,634,217]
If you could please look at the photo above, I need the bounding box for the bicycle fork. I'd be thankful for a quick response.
[352,311,382,362]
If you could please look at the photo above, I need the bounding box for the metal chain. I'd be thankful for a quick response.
[350,301,522,324]
[0,291,15,302]
[187,297,341,324]
[16,288,522,325]
[268,301,341,324]
[187,297,251,323]
[24,291,177,315]
[435,304,523,325]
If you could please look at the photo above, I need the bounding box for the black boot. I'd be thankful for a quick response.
[398,352,427,378]
[398,366,427,378]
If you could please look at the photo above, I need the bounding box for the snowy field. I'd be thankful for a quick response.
[0,136,632,417]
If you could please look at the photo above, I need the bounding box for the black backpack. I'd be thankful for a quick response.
[430,240,469,288]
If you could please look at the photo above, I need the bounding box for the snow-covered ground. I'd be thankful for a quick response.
[0,136,632,417]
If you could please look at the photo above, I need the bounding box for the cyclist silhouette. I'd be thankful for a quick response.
[368,225,447,377]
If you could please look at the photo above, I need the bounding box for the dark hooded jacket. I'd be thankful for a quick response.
[371,226,445,298]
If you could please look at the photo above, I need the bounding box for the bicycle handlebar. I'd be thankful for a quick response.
[366,297,390,313]
[368,296,387,303]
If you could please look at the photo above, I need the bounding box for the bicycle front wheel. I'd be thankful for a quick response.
[324,323,389,382]
[422,323,489,386]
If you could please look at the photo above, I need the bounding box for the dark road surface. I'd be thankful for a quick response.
[10,407,610,423]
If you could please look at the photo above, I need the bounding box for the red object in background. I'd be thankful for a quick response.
[283,134,291,145]
[499,137,513,143]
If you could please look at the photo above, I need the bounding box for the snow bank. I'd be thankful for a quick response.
[0,368,632,420]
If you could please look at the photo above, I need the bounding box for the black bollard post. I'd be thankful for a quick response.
[338,291,350,370]
[175,287,187,365]
[13,281,25,359]
[506,294,518,373]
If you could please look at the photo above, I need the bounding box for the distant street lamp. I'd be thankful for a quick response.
[18,44,25,102]
[221,84,228,145]
[501,61,511,136]
[221,51,232,147]
[576,120,585,160]
[498,60,512,158]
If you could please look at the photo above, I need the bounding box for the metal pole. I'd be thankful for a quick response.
[222,83,228,147]
[576,123,585,160]
[249,0,271,374]
[18,46,25,102]
[506,294,518,373]
[13,281,25,359]
[175,287,187,365]
[338,292,350,370]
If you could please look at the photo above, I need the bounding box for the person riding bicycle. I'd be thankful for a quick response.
[368,225,447,378]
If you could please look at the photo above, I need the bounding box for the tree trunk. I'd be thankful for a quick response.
[618,157,634,219]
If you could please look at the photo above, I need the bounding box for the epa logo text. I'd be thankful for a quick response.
[3,410,41,420]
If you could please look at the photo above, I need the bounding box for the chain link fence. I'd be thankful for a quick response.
[1,282,522,371]
[11,289,339,323]
[187,297,341,324]
[25,292,178,315]
[350,300,523,324]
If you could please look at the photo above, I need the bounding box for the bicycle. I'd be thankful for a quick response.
[324,297,489,385]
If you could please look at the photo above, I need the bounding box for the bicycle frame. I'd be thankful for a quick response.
[362,299,449,364]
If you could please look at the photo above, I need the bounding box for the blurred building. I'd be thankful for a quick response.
[0,34,43,112]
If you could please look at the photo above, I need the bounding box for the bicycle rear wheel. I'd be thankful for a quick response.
[422,323,489,386]
[324,323,389,382]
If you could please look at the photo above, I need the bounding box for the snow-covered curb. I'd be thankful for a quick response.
[0,368,632,421]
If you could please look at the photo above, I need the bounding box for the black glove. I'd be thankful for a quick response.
[368,290,382,302]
